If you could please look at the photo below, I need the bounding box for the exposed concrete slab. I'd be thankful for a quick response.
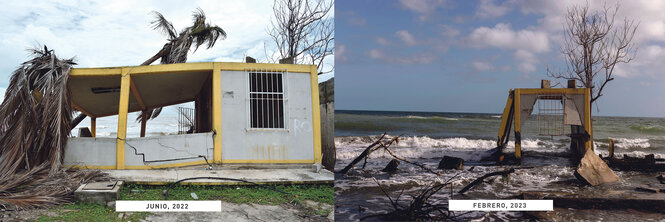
[102,166,333,185]
[74,181,123,205]
[575,149,619,186]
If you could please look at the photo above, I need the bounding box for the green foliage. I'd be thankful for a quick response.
[120,183,333,205]
[35,202,149,222]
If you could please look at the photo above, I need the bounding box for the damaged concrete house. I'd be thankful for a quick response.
[64,62,323,171]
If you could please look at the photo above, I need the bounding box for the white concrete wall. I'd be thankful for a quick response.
[123,132,214,166]
[220,70,314,161]
[64,137,116,166]
[64,132,213,167]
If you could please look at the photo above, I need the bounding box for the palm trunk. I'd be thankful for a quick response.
[141,47,167,66]
[70,113,87,129]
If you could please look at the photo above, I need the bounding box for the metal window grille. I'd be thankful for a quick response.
[535,94,565,136]
[177,107,195,134]
[248,69,285,129]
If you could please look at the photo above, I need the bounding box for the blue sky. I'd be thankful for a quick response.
[336,0,665,117]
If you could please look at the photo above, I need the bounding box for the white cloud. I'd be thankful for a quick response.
[468,23,550,53]
[517,62,537,73]
[376,37,391,46]
[368,49,384,60]
[513,49,540,74]
[472,61,493,72]
[438,24,460,38]
[396,30,418,46]
[398,0,447,21]
[476,0,512,19]
[367,49,436,64]
[512,0,665,78]
[336,44,348,62]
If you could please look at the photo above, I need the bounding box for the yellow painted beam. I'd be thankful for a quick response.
[129,77,146,110]
[518,88,586,95]
[116,68,131,170]
[70,62,312,78]
[212,63,222,163]
[309,65,322,164]
[71,101,94,118]
[514,89,521,159]
[584,88,592,150]
[70,67,122,76]
[64,165,117,170]
[90,117,96,138]
[221,159,315,164]
[124,160,208,169]
[123,62,214,75]
[216,62,312,73]
[65,158,317,169]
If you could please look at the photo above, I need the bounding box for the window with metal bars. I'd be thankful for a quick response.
[248,70,285,129]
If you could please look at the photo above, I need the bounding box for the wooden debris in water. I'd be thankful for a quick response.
[338,133,440,175]
[381,159,400,173]
[438,156,464,170]
[458,168,515,194]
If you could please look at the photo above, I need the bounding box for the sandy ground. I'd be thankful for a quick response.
[138,201,333,222]
[3,200,333,222]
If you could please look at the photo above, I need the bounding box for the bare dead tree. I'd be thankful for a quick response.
[548,2,639,108]
[267,0,334,74]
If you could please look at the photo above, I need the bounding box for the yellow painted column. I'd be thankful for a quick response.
[116,68,131,170]
[514,89,521,159]
[310,65,322,164]
[90,117,96,138]
[212,63,222,163]
[497,90,513,147]
[584,88,592,150]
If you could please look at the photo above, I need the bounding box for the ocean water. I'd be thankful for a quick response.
[70,111,183,138]
[334,110,665,221]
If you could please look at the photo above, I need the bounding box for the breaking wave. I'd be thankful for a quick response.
[336,135,557,150]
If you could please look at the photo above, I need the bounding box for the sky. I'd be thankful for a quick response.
[336,0,665,117]
[0,0,333,135]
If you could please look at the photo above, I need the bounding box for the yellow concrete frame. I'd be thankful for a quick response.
[497,88,591,159]
[69,62,321,169]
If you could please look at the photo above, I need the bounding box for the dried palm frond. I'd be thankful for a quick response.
[0,46,108,210]
[137,8,227,123]
[0,163,109,210]
[0,45,75,177]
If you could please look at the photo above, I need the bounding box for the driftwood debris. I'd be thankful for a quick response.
[635,186,660,193]
[363,174,465,221]
[458,168,515,194]
[604,153,665,172]
[337,133,387,174]
[338,133,440,175]
[381,159,400,173]
[438,156,464,170]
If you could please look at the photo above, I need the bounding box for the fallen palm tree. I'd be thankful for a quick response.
[0,46,107,210]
